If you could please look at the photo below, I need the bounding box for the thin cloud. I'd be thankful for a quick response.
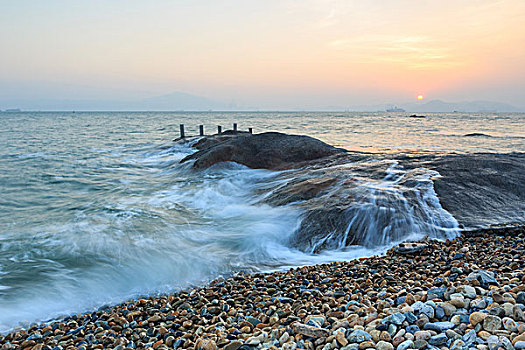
[329,35,460,69]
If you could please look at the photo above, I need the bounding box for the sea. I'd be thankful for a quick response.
[0,111,524,332]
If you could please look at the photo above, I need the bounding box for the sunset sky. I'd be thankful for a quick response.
[1,0,525,109]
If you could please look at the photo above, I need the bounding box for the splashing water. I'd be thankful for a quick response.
[2,110,520,331]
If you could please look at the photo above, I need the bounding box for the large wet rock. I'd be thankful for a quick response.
[178,132,525,252]
[180,132,346,170]
[419,153,525,228]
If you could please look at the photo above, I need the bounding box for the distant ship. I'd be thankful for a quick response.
[4,108,22,112]
[386,106,405,112]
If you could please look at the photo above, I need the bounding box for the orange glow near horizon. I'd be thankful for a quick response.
[0,1,524,108]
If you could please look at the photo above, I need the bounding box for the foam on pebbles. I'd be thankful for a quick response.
[0,227,524,350]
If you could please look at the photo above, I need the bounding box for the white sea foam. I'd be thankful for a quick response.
[4,110,519,332]
[0,145,461,332]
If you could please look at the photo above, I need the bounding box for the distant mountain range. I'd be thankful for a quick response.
[0,91,523,112]
[0,92,228,111]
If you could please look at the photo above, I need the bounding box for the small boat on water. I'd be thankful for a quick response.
[386,106,405,112]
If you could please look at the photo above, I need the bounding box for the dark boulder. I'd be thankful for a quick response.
[180,132,346,170]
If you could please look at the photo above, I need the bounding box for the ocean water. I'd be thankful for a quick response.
[0,111,523,332]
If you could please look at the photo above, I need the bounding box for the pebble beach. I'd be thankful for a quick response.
[1,227,524,350]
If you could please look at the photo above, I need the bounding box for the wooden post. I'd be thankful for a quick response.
[248,128,253,134]
[180,124,185,138]
[218,125,222,134]
[233,123,237,131]
[199,125,204,136]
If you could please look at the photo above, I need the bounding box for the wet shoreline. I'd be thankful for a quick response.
[1,226,524,349]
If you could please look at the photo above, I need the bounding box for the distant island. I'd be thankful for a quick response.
[0,92,523,112]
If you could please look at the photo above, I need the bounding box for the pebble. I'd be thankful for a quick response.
[470,311,489,326]
[429,333,448,346]
[396,339,413,350]
[483,315,503,332]
[424,321,456,332]
[347,329,372,343]
[375,340,394,350]
[0,228,523,350]
[515,341,525,349]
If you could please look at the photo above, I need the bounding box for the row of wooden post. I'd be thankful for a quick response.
[179,124,252,138]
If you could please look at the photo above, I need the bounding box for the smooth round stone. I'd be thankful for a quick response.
[499,337,514,350]
[369,329,381,342]
[415,314,429,329]
[336,332,348,347]
[450,339,466,350]
[358,340,375,349]
[394,329,406,339]
[514,305,525,321]
[450,297,469,309]
[305,315,326,326]
[414,331,431,341]
[483,315,502,332]
[406,325,419,334]
[513,334,525,345]
[486,335,500,350]
[518,323,525,333]
[419,305,435,319]
[392,336,405,347]
[478,331,492,340]
[462,330,477,345]
[424,322,455,332]
[502,317,517,332]
[389,313,406,326]
[451,315,462,325]
[427,287,446,299]
[458,285,477,299]
[412,339,427,350]
[503,303,515,317]
[514,341,525,350]
[282,342,298,350]
[224,342,243,350]
[396,339,413,350]
[471,298,488,309]
[517,292,525,305]
[375,340,394,350]
[347,329,372,343]
[379,331,391,342]
[375,324,388,331]
[403,312,417,324]
[470,312,488,326]
[279,332,290,345]
[434,306,445,319]
[440,301,457,316]
[341,345,359,350]
[446,329,461,340]
[245,337,260,346]
[387,324,397,337]
[428,333,448,346]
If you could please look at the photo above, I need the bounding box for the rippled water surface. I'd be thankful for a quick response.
[0,111,523,331]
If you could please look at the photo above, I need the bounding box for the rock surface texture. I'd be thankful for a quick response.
[180,132,346,170]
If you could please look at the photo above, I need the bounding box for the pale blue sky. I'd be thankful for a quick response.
[1,0,525,109]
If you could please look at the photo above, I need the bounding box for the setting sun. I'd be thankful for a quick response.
[417,95,424,100]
